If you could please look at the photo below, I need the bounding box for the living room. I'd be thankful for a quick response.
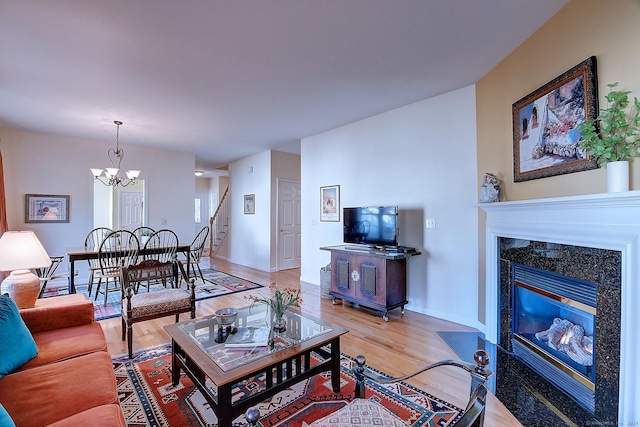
[2,1,640,425]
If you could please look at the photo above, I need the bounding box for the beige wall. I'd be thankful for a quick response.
[475,0,640,323]
[477,0,640,201]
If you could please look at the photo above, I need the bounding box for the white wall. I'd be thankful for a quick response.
[225,150,301,272]
[0,127,195,279]
[301,85,481,328]
[228,151,272,271]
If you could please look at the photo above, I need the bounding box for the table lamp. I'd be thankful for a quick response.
[0,231,52,309]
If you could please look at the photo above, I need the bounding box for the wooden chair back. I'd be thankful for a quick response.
[190,226,209,263]
[84,227,113,269]
[143,229,178,263]
[98,230,139,275]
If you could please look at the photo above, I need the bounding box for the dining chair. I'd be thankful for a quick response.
[137,229,179,292]
[84,227,113,297]
[178,226,209,285]
[120,259,196,358]
[94,230,139,305]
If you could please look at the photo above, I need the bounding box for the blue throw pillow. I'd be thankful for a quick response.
[0,404,16,427]
[0,294,38,378]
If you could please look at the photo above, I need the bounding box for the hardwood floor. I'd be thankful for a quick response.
[99,258,522,426]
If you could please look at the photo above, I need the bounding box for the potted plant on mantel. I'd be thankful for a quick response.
[578,82,640,192]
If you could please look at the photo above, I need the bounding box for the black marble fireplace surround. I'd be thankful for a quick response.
[499,238,620,426]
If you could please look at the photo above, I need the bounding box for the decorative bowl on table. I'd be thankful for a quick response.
[214,307,238,342]
[215,307,238,326]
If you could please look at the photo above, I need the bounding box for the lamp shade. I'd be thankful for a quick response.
[0,231,51,272]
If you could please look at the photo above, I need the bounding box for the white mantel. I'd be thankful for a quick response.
[481,191,640,424]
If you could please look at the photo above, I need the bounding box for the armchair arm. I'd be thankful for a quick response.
[353,350,492,427]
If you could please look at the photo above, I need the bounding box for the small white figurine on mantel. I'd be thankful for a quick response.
[480,172,502,203]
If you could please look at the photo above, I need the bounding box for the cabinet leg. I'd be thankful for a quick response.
[332,297,337,305]
[383,311,389,322]
[401,306,405,316]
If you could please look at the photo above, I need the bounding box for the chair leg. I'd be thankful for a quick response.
[93,278,102,301]
[103,278,111,306]
[127,321,134,359]
[121,317,126,341]
[196,263,205,282]
[87,271,94,296]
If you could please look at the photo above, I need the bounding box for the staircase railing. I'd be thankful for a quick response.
[209,186,230,257]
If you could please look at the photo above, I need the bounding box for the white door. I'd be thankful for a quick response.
[120,191,143,231]
[278,180,301,270]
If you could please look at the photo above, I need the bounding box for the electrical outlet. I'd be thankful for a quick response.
[425,218,436,229]
[160,218,168,225]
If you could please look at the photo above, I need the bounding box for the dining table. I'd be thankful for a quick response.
[64,243,192,294]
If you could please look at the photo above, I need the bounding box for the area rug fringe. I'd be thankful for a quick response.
[112,344,462,427]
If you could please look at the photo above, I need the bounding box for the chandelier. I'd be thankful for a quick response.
[90,121,141,187]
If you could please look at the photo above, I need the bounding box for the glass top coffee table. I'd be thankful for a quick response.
[164,305,348,427]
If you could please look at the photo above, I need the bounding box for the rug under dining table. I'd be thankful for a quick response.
[42,268,264,320]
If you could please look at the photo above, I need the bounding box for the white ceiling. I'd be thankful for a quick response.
[0,0,568,174]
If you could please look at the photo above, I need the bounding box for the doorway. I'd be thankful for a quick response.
[277,179,301,270]
[93,179,146,231]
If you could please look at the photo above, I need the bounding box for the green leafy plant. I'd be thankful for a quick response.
[578,82,640,166]
[246,282,302,320]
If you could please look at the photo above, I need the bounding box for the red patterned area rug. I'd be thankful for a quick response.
[43,269,263,321]
[112,344,462,427]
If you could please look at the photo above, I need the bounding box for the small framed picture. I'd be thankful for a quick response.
[320,185,340,222]
[244,194,255,215]
[25,194,70,223]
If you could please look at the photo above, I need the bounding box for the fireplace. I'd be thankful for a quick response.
[481,192,640,426]
[511,263,597,412]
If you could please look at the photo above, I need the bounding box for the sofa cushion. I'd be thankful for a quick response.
[0,351,118,426]
[16,322,108,371]
[46,404,126,427]
[0,294,38,378]
[0,404,16,427]
[20,295,94,334]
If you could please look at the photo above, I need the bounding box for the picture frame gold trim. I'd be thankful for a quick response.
[513,56,599,182]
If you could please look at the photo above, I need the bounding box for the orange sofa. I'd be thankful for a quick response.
[0,294,126,427]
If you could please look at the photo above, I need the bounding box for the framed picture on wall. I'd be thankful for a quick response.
[320,185,340,222]
[25,194,70,223]
[512,56,599,182]
[244,194,255,214]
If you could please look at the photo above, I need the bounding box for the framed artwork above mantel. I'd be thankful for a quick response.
[512,56,599,182]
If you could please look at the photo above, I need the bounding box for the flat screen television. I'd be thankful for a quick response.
[343,206,398,247]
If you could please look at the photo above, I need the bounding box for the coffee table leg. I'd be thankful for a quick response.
[171,341,181,386]
[217,384,233,427]
[331,338,341,393]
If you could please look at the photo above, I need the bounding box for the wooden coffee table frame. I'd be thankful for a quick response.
[164,313,347,427]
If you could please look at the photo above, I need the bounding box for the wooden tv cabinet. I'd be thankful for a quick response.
[320,245,419,321]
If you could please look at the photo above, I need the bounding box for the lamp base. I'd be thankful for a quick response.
[0,269,41,309]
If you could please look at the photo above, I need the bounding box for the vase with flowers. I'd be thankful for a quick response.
[246,282,302,333]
